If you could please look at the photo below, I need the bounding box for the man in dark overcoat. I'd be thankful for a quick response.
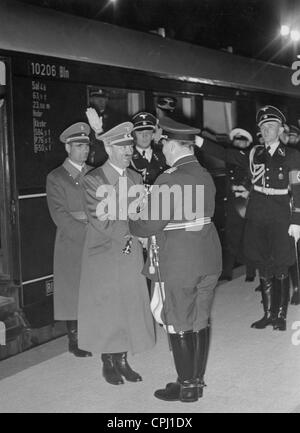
[78,116,155,386]
[129,117,222,403]
[46,122,92,357]
[196,105,300,331]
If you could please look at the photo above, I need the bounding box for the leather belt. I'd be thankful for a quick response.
[164,217,211,231]
[254,185,289,196]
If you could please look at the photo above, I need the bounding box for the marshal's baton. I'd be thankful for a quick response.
[149,235,172,350]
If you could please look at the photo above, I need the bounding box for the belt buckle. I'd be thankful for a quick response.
[262,187,269,195]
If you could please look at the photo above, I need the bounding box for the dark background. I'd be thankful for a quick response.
[18,0,300,66]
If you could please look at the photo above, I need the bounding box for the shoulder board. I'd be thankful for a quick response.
[164,167,178,174]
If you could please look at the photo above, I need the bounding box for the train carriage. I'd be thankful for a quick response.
[0,0,300,359]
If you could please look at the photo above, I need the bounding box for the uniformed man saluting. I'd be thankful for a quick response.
[196,105,300,331]
[129,117,222,403]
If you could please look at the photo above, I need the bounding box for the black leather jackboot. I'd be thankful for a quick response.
[101,353,124,385]
[164,326,210,400]
[114,352,142,382]
[194,326,210,398]
[154,331,198,403]
[290,263,300,305]
[251,278,276,329]
[66,320,92,357]
[273,276,290,331]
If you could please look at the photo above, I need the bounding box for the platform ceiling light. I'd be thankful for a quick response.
[280,25,290,36]
[291,29,300,42]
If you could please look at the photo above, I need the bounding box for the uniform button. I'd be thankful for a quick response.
[266,176,269,179]
[279,167,283,171]
[230,170,233,173]
[230,177,234,180]
[266,184,269,187]
[266,168,269,171]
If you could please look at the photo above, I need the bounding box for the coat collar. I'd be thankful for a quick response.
[101,161,138,185]
[274,141,286,157]
[172,154,198,168]
[62,158,90,179]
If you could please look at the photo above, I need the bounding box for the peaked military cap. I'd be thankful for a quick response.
[157,96,177,112]
[289,125,300,137]
[159,116,200,141]
[98,122,134,146]
[132,112,156,131]
[60,122,90,144]
[256,105,286,127]
[229,128,253,144]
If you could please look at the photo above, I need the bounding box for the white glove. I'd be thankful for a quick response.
[86,107,103,134]
[288,224,300,243]
[232,184,250,199]
[195,135,204,148]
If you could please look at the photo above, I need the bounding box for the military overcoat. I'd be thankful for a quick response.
[46,159,91,320]
[77,162,156,354]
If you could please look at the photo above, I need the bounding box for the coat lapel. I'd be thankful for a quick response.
[62,158,91,180]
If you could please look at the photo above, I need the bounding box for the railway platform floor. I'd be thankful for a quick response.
[0,268,300,413]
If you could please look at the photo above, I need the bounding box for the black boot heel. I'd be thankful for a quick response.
[101,354,124,385]
[114,352,142,382]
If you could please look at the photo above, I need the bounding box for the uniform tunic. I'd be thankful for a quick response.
[46,159,91,320]
[77,162,155,354]
[129,155,222,332]
[130,145,167,185]
[201,139,300,277]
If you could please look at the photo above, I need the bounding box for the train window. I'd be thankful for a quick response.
[203,99,236,134]
[87,86,146,167]
[202,99,237,173]
[153,92,200,125]
[87,86,145,130]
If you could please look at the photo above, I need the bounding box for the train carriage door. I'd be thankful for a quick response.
[0,60,17,285]
[0,58,28,357]
[202,95,256,250]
